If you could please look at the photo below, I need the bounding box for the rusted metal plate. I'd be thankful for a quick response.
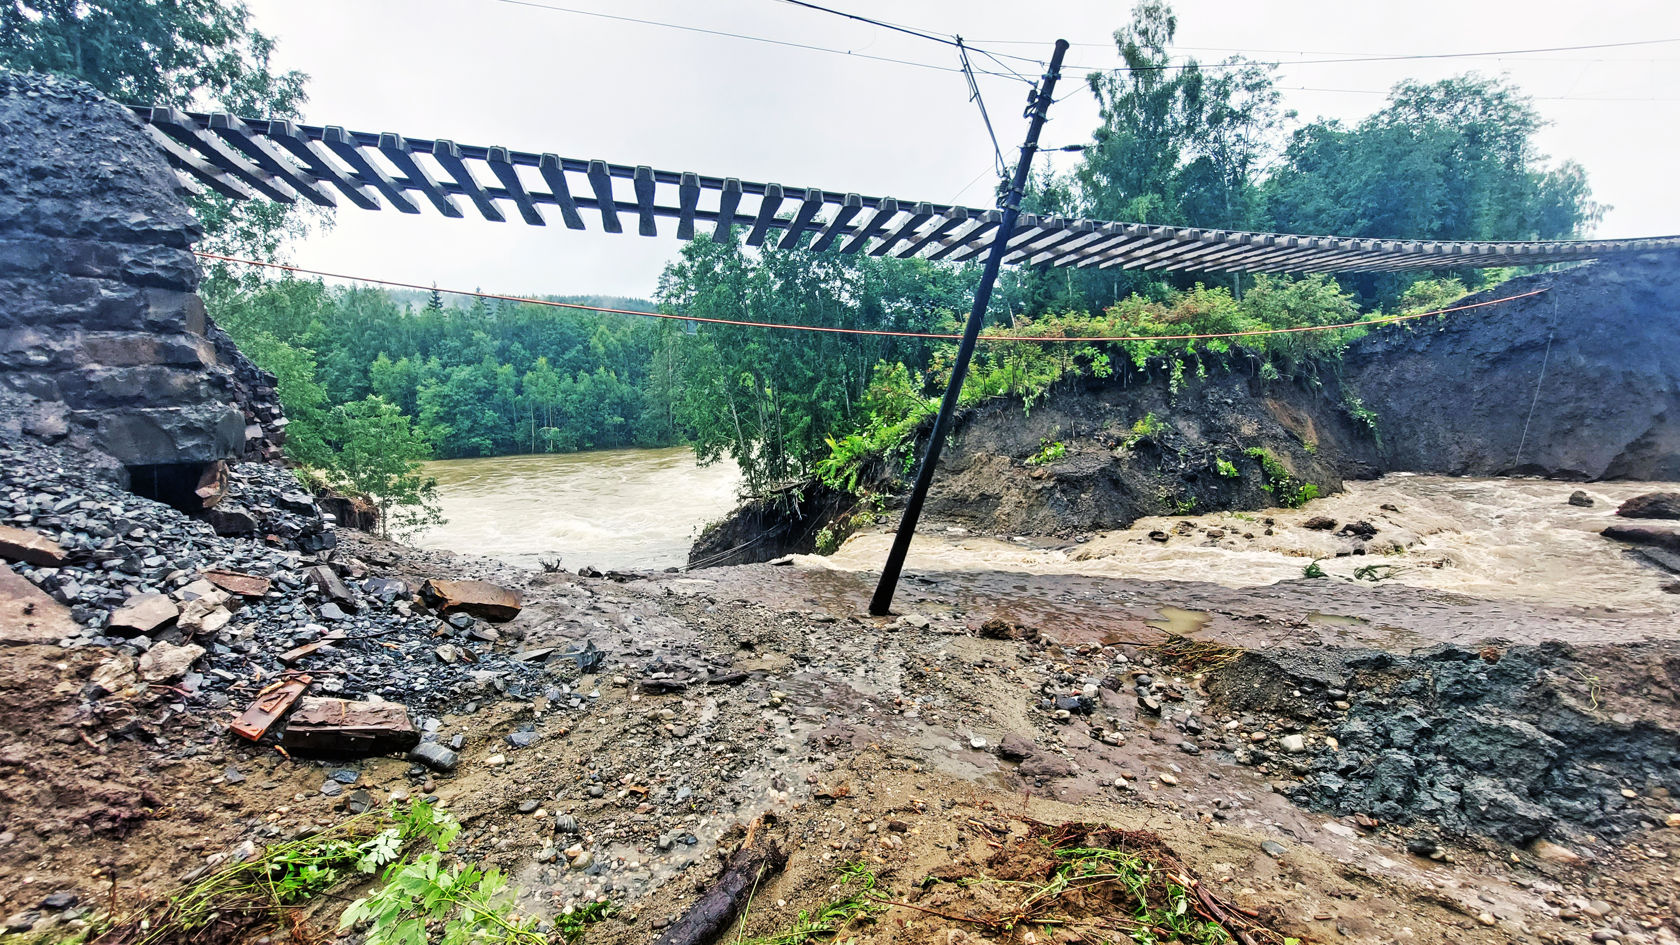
[280,697,419,755]
[230,673,312,741]
[0,562,78,644]
[419,578,522,622]
[204,569,272,598]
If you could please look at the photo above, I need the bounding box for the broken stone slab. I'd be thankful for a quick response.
[419,578,522,622]
[304,564,353,605]
[0,562,78,644]
[0,524,66,567]
[107,592,178,636]
[281,697,420,756]
[138,641,204,683]
[204,569,271,598]
[362,576,409,600]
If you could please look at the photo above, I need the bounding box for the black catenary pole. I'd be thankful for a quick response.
[869,39,1069,617]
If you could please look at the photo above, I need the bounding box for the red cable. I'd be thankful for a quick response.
[195,251,1548,344]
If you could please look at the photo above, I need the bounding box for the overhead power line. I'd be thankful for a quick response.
[486,0,1029,81]
[195,252,1549,345]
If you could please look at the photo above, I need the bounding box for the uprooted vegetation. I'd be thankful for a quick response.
[783,822,1299,945]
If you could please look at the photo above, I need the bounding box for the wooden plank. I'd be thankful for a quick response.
[265,120,380,209]
[870,201,933,257]
[207,113,336,207]
[777,188,825,248]
[322,126,419,213]
[840,197,898,254]
[928,211,1000,261]
[1067,228,1157,268]
[379,133,463,217]
[537,154,585,229]
[745,183,785,247]
[143,126,257,200]
[946,213,1046,263]
[587,160,622,233]
[433,140,505,222]
[1037,223,1129,266]
[633,165,657,236]
[809,193,864,252]
[714,178,743,239]
[148,107,299,203]
[433,138,503,220]
[676,172,702,240]
[1007,220,1091,264]
[896,207,970,258]
[488,147,545,225]
[1139,234,1248,270]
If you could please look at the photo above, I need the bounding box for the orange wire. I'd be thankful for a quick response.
[195,251,1548,344]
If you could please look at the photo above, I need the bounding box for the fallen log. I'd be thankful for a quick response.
[653,818,786,945]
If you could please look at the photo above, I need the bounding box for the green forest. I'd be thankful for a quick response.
[4,0,1607,528]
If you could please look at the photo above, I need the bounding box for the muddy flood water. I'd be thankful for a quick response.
[412,447,740,571]
[818,474,1680,614]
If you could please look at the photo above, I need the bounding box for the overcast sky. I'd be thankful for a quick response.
[243,0,1680,299]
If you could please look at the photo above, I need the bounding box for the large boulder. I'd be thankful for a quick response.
[1616,492,1680,520]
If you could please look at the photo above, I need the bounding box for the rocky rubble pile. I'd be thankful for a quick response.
[0,435,551,752]
[1204,643,1680,846]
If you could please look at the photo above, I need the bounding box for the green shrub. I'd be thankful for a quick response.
[1027,439,1068,466]
[1214,456,1239,478]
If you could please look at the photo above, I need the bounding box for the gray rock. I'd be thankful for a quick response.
[409,742,459,772]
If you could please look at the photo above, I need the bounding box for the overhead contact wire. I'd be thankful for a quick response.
[195,252,1548,345]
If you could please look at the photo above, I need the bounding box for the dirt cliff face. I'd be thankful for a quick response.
[924,366,1377,536]
[1345,253,1680,480]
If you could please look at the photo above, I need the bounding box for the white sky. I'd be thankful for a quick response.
[244,0,1680,299]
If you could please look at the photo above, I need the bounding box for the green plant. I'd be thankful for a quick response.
[1302,560,1326,579]
[101,801,456,945]
[1301,439,1318,455]
[1213,456,1239,478]
[1245,448,1319,508]
[1353,563,1401,582]
[1343,394,1381,445]
[339,802,591,945]
[1027,439,1068,467]
[814,526,839,555]
[735,863,884,945]
[1171,496,1197,515]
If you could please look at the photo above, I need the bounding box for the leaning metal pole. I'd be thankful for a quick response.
[869,39,1070,616]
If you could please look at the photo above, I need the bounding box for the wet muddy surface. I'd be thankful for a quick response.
[3,474,1677,945]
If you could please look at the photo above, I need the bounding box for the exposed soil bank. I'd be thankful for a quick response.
[1346,253,1680,480]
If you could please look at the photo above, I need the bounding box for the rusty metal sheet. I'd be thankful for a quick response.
[230,673,312,741]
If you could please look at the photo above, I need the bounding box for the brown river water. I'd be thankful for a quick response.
[411,447,740,571]
[414,448,1679,617]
